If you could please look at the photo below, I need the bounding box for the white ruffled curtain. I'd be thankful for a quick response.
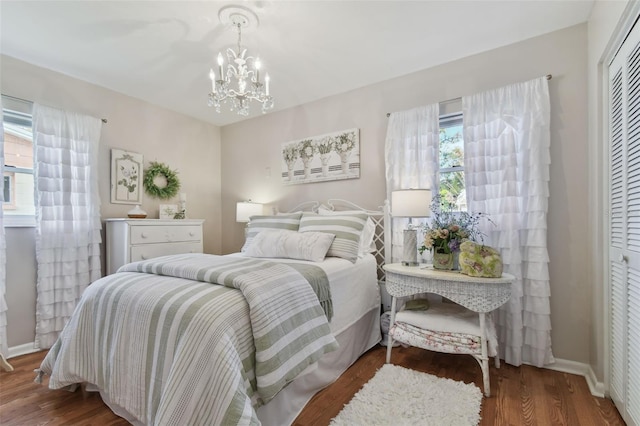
[33,104,103,349]
[385,104,439,263]
[462,77,554,367]
[0,107,9,362]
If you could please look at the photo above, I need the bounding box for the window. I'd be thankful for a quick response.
[438,112,465,211]
[2,95,35,226]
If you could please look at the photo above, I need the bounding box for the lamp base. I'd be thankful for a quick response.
[402,229,419,267]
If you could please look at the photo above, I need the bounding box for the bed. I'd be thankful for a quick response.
[36,200,389,425]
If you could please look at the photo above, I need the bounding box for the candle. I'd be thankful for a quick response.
[217,53,224,80]
[179,193,187,202]
[265,74,270,96]
[209,69,216,93]
[255,57,261,82]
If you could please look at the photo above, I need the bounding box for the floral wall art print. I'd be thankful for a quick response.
[110,149,143,204]
[281,128,360,185]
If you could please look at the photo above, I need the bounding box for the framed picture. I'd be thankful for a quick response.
[281,128,360,185]
[159,204,178,219]
[111,149,143,204]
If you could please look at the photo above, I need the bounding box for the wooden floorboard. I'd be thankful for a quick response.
[0,346,625,425]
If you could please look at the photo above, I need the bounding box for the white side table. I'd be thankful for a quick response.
[383,263,514,396]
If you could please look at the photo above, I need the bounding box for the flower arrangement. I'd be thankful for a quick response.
[283,144,299,164]
[315,137,334,155]
[298,139,315,160]
[419,195,491,255]
[334,131,356,154]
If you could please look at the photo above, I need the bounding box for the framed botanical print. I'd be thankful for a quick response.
[110,149,143,204]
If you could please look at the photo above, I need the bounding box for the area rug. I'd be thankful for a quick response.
[330,364,482,426]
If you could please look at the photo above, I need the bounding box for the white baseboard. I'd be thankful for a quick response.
[544,358,605,398]
[8,342,39,359]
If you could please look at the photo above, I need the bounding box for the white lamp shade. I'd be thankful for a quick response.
[391,189,431,217]
[236,201,263,222]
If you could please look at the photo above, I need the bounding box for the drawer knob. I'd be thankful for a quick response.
[141,254,147,260]
[140,232,148,239]
[189,232,195,236]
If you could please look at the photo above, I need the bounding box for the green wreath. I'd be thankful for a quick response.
[143,161,180,199]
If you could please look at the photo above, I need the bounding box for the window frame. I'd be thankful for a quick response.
[437,111,466,211]
[2,95,35,228]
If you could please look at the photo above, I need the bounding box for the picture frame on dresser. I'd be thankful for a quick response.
[159,204,178,219]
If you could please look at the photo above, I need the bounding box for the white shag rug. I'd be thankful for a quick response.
[330,364,482,426]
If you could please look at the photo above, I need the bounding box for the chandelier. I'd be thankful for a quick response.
[208,7,274,116]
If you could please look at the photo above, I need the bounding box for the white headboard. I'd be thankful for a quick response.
[280,199,391,283]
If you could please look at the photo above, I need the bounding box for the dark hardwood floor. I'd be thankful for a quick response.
[0,346,625,425]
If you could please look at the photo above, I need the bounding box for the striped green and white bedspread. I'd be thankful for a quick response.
[37,254,338,425]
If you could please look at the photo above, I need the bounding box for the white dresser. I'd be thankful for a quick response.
[105,218,205,275]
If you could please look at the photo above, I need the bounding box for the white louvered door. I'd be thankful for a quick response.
[609,17,640,426]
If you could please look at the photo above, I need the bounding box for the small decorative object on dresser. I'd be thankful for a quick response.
[105,218,204,274]
[159,204,178,219]
[127,205,147,219]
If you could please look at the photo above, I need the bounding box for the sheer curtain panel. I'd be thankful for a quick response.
[33,104,103,349]
[462,77,554,367]
[385,104,439,263]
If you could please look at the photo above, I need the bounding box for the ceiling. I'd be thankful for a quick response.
[1,1,594,127]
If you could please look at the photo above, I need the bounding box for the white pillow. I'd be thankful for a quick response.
[241,212,302,252]
[299,212,368,263]
[244,229,335,262]
[317,207,376,257]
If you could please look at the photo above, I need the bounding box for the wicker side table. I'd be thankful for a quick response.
[383,263,514,397]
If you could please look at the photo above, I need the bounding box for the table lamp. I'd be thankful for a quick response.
[391,189,431,266]
[236,200,264,223]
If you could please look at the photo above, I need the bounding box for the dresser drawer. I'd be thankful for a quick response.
[130,241,203,262]
[130,225,202,245]
[106,218,205,275]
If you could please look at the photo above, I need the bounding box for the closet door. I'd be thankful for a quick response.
[609,17,640,426]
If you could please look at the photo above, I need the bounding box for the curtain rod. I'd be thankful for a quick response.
[385,74,553,117]
[1,94,108,123]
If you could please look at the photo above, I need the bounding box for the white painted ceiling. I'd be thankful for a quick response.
[1,1,594,127]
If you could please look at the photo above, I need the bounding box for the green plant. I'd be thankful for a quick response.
[143,161,180,199]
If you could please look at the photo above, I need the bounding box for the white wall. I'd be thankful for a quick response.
[1,55,223,348]
[220,25,591,367]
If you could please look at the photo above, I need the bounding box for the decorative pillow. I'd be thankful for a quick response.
[318,207,376,257]
[241,212,303,252]
[244,229,335,262]
[298,212,368,262]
